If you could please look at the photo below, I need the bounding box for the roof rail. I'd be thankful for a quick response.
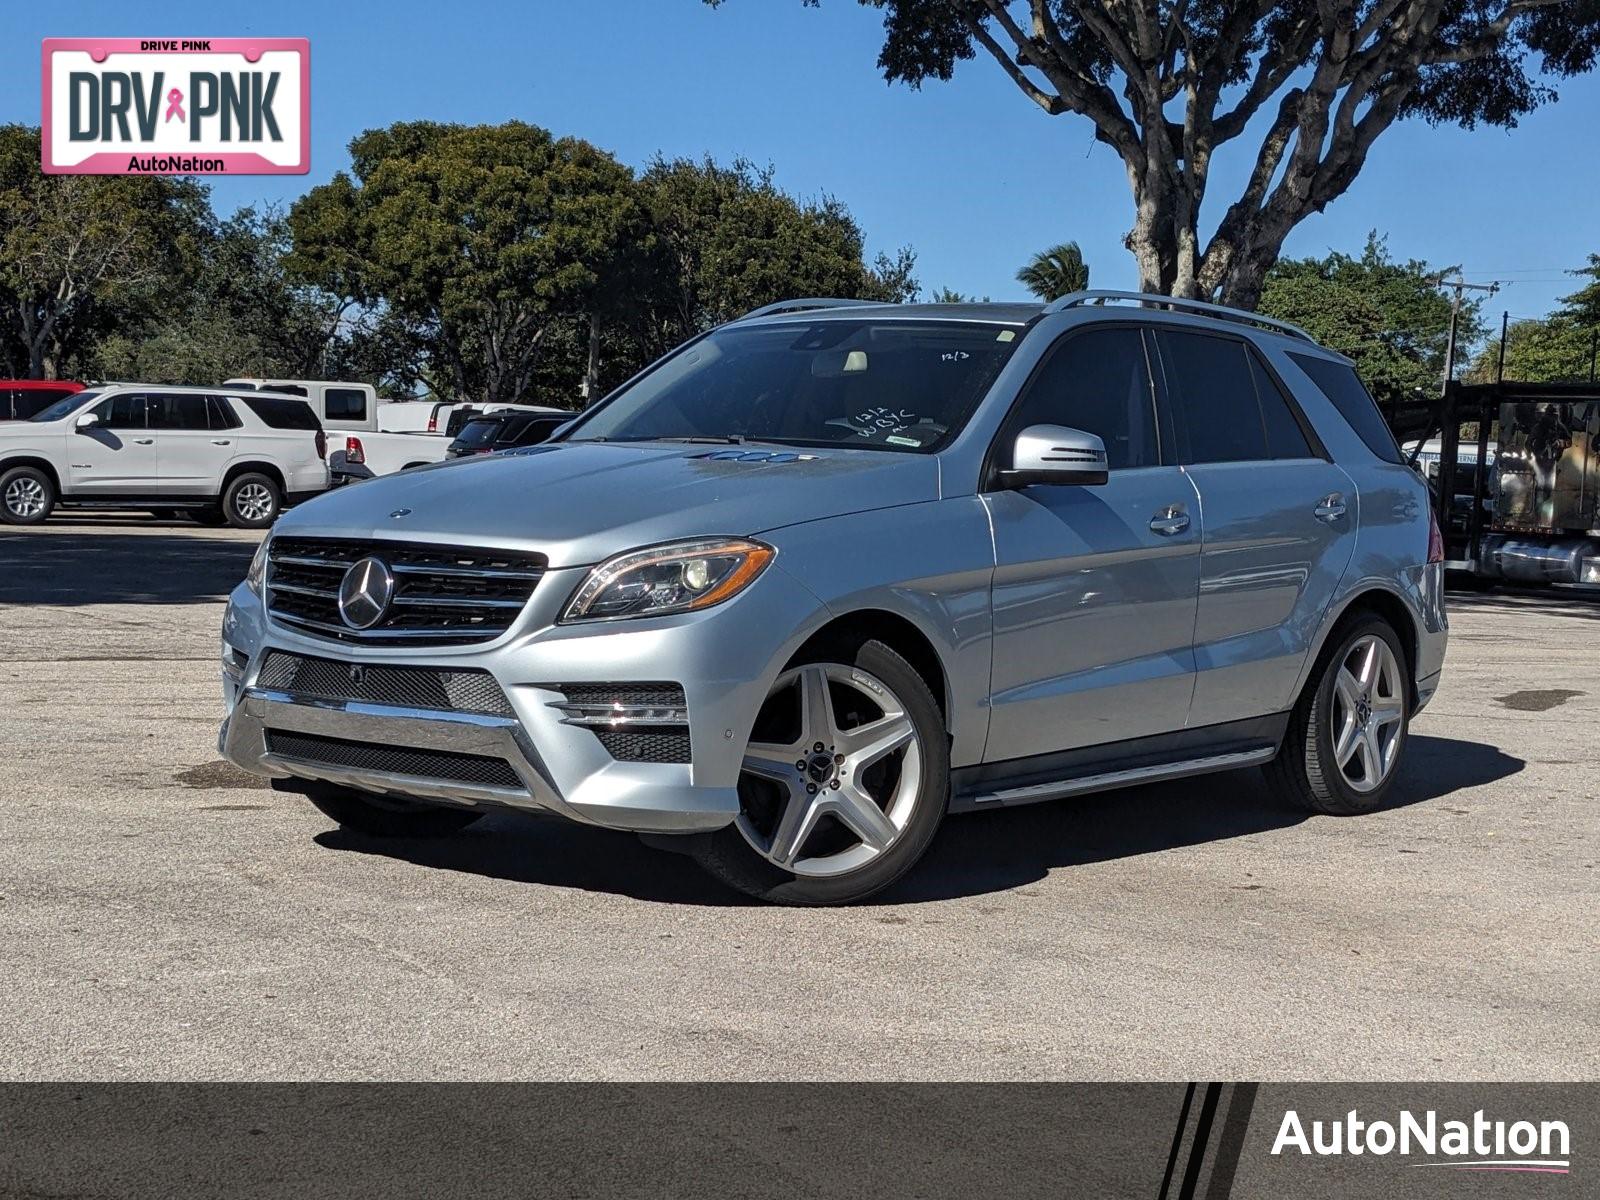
[732,298,880,322]
[1043,290,1314,342]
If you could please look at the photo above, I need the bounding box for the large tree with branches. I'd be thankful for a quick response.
[722,1,1600,308]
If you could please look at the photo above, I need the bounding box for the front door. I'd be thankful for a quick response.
[69,393,158,494]
[1153,329,1358,720]
[983,324,1202,763]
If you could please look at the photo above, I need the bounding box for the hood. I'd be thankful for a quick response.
[277,441,941,567]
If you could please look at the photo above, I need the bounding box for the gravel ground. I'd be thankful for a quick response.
[1,516,1595,1080]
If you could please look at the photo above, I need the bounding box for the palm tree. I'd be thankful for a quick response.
[1016,242,1090,302]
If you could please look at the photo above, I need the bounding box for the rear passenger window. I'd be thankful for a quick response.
[240,396,320,430]
[147,394,212,430]
[1157,331,1269,463]
[1248,353,1313,459]
[1004,327,1160,469]
[324,387,367,421]
[1289,353,1404,464]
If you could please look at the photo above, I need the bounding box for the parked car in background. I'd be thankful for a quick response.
[222,378,454,483]
[0,385,328,528]
[220,292,1447,905]
[0,380,86,421]
[441,403,569,439]
[445,411,572,458]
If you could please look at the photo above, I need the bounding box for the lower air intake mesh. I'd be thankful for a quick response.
[265,730,523,789]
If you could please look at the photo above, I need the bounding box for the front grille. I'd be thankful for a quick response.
[266,537,546,646]
[265,730,523,789]
[594,728,692,764]
[255,651,514,716]
[553,683,691,764]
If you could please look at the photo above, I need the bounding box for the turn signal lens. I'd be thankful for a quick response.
[562,538,775,622]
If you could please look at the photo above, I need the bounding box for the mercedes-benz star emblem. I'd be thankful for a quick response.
[337,556,396,631]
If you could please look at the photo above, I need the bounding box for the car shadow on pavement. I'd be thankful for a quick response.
[314,816,755,906]
[313,734,1523,907]
[885,733,1526,903]
[0,529,257,605]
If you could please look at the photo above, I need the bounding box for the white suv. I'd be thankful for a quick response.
[0,385,330,529]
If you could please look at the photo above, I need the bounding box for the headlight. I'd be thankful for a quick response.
[562,538,774,622]
[246,537,270,596]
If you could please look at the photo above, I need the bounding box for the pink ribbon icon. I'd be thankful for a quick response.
[164,88,185,123]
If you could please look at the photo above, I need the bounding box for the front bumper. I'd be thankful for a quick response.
[218,563,823,835]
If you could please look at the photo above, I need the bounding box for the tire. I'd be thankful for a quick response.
[0,465,56,525]
[299,783,485,838]
[686,638,949,905]
[1266,615,1411,815]
[222,472,281,529]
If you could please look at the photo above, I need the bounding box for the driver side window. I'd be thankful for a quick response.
[94,394,148,430]
[1004,327,1160,470]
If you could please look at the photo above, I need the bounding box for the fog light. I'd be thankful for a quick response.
[1581,557,1600,585]
[221,642,248,683]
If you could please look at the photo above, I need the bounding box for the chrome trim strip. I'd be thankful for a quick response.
[249,687,519,729]
[392,562,543,581]
[267,580,337,600]
[550,700,690,728]
[968,746,1276,807]
[391,594,527,609]
[271,613,510,640]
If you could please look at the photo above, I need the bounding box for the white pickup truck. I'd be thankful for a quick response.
[222,378,453,482]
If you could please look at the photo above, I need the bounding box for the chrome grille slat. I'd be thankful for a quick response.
[266,537,546,647]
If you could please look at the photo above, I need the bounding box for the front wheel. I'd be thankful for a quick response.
[0,465,56,525]
[223,472,281,529]
[688,639,949,905]
[1266,616,1410,814]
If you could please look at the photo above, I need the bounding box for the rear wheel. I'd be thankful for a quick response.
[687,639,948,905]
[1267,616,1410,814]
[297,783,485,838]
[223,472,281,529]
[0,465,55,525]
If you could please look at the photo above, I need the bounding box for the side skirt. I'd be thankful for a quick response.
[949,713,1288,813]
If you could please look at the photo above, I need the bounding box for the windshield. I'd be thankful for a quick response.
[566,320,1023,453]
[28,390,100,423]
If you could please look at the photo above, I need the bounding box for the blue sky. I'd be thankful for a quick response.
[8,0,1597,327]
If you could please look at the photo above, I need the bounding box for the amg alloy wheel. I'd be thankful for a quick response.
[689,639,948,905]
[1268,615,1410,815]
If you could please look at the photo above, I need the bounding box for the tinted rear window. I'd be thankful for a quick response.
[454,419,504,447]
[1288,353,1404,464]
[240,395,320,430]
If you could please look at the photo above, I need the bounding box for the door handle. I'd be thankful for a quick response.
[1149,505,1191,536]
[211,439,232,446]
[1314,493,1347,523]
[133,438,154,445]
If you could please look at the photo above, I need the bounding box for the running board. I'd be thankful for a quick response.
[956,745,1276,811]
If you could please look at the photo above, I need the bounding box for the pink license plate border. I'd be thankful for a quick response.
[41,37,311,175]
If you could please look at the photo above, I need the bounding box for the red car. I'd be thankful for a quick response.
[0,380,86,421]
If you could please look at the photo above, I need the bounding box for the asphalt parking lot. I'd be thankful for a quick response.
[1,516,1596,1081]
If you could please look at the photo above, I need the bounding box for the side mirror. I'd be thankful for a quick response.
[74,412,101,433]
[999,424,1109,488]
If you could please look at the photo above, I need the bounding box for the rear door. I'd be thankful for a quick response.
[147,393,236,494]
[70,393,158,494]
[983,324,1202,760]
[1154,328,1357,722]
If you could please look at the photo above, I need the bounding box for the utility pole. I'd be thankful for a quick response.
[1438,276,1500,394]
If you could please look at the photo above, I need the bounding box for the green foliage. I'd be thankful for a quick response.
[639,155,916,351]
[288,121,654,405]
[1016,242,1089,302]
[0,125,210,378]
[1258,233,1478,406]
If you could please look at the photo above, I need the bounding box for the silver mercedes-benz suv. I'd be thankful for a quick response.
[219,292,1448,904]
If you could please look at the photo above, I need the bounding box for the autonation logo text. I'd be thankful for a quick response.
[1272,1108,1571,1174]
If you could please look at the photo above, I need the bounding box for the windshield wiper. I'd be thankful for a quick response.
[601,435,747,445]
